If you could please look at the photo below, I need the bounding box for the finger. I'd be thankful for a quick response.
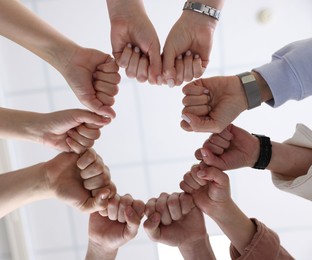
[182,105,211,118]
[146,41,162,85]
[77,149,97,170]
[183,95,210,107]
[126,46,140,78]
[74,124,101,140]
[95,92,115,106]
[183,50,193,82]
[193,55,205,78]
[97,60,119,73]
[94,80,119,97]
[83,175,111,190]
[181,113,222,133]
[143,212,161,241]
[107,194,120,221]
[117,43,133,68]
[197,167,229,187]
[167,193,182,221]
[179,180,195,193]
[145,198,157,217]
[175,55,184,86]
[179,193,195,215]
[182,171,201,190]
[118,194,133,223]
[78,189,110,213]
[162,46,177,88]
[190,167,208,187]
[132,200,145,219]
[66,137,87,154]
[182,80,208,95]
[124,206,140,239]
[80,160,109,180]
[93,71,121,85]
[136,55,149,83]
[67,129,95,149]
[155,193,172,225]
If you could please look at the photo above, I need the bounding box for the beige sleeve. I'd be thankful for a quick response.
[271,123,312,201]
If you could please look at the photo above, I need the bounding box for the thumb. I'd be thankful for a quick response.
[147,42,162,85]
[162,46,177,88]
[143,212,161,241]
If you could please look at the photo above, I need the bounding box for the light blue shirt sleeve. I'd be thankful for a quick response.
[253,38,312,107]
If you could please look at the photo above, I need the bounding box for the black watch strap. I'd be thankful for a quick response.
[252,134,272,170]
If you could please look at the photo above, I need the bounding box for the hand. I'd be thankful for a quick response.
[180,165,231,217]
[194,124,260,170]
[86,194,145,259]
[181,76,248,133]
[40,109,107,154]
[162,11,217,87]
[106,0,162,85]
[77,149,117,213]
[61,47,120,117]
[144,192,206,247]
[44,152,110,213]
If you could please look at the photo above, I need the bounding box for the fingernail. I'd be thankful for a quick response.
[134,46,140,53]
[127,43,132,48]
[197,170,206,177]
[157,75,163,86]
[181,114,191,124]
[201,148,208,157]
[177,55,182,60]
[204,89,209,94]
[186,50,192,56]
[194,54,200,59]
[167,79,175,88]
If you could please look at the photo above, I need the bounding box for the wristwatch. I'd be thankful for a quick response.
[183,1,221,20]
[252,134,272,170]
[237,72,261,110]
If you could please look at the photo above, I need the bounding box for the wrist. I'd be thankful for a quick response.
[106,0,145,20]
[86,240,118,260]
[179,234,216,260]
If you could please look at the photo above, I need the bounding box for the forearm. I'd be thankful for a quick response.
[106,0,146,20]
[0,163,52,218]
[268,142,312,179]
[210,200,256,255]
[179,234,216,260]
[0,107,43,142]
[0,0,79,72]
[85,240,118,260]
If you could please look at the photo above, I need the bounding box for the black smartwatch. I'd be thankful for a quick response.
[252,134,272,170]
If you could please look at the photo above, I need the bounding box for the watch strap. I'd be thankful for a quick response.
[252,134,272,170]
[237,72,261,110]
[183,1,221,20]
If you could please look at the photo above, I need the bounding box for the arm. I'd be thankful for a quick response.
[254,38,312,108]
[162,0,225,87]
[86,195,145,260]
[180,165,294,258]
[195,124,312,179]
[0,151,112,218]
[0,0,120,117]
[180,38,312,133]
[0,107,107,153]
[106,0,162,85]
[180,71,273,133]
[144,192,216,260]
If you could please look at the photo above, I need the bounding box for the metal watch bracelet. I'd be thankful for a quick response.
[183,1,221,20]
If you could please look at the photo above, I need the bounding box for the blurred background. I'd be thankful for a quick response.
[0,0,312,259]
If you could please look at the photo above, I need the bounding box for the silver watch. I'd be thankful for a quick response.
[183,1,221,20]
[237,72,261,109]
